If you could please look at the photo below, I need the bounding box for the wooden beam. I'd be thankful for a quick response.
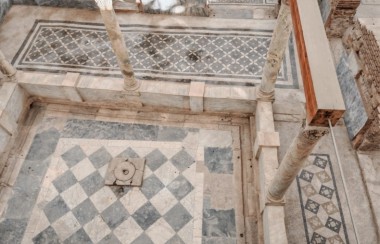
[289,0,346,126]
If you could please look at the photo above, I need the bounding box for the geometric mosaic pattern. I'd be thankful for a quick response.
[0,115,241,244]
[297,154,349,244]
[30,144,197,244]
[12,20,298,88]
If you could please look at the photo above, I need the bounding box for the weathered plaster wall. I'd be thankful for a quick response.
[0,0,11,22]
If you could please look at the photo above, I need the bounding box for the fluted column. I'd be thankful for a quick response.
[95,0,140,90]
[257,1,292,101]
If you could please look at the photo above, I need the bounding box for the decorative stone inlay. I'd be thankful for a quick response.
[12,20,298,88]
[297,154,349,243]
[105,158,146,186]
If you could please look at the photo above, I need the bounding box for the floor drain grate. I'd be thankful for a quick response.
[105,158,146,186]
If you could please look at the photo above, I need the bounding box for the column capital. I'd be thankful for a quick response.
[301,126,330,142]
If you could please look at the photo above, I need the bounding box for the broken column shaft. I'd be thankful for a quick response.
[257,1,292,101]
[95,0,139,90]
[0,50,17,81]
[267,124,329,203]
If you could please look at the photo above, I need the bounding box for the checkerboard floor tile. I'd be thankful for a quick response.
[1,118,240,244]
[25,140,199,243]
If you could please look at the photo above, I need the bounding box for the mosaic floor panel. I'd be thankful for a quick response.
[12,20,298,88]
[297,154,349,244]
[0,112,243,244]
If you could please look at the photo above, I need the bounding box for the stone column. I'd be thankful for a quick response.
[257,1,292,101]
[267,124,329,203]
[95,0,139,90]
[0,50,17,81]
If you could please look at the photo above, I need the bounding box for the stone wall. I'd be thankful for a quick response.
[319,0,361,38]
[331,20,380,151]
[0,0,11,22]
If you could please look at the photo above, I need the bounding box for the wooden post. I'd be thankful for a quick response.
[267,123,329,203]
[257,1,292,101]
[95,0,140,91]
[0,50,17,81]
[289,0,345,126]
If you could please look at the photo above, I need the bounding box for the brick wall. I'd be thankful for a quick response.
[336,20,380,150]
[319,0,361,38]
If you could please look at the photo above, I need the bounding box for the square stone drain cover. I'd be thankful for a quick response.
[105,158,146,186]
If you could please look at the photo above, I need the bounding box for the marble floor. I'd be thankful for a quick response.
[276,121,380,244]
[2,4,378,244]
[0,105,249,244]
[1,6,299,89]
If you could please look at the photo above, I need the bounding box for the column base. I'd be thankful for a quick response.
[266,190,286,206]
[124,78,141,92]
[256,87,275,102]
[1,70,17,83]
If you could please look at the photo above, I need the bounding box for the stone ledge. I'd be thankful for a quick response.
[17,71,261,114]
[253,131,280,158]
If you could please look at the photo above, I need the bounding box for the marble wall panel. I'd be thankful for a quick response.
[336,53,368,140]
[0,0,11,22]
[0,83,29,135]
[204,98,256,114]
[318,0,332,23]
[13,0,97,9]
[3,84,28,124]
[0,126,10,155]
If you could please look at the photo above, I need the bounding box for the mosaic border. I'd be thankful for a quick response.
[12,20,299,89]
[296,153,350,244]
